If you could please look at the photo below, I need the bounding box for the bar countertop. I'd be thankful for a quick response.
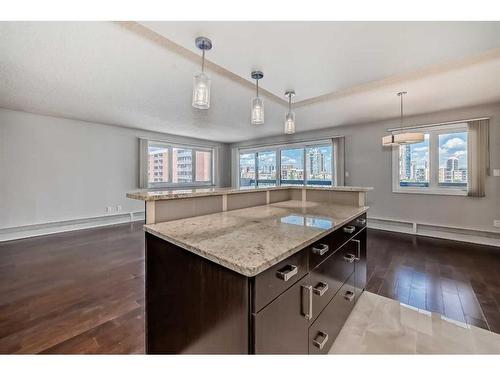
[127,185,373,201]
[144,200,368,277]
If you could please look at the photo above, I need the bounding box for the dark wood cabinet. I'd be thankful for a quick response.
[253,275,311,354]
[354,228,367,302]
[145,212,367,354]
[308,273,356,354]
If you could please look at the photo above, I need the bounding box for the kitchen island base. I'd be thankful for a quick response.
[145,212,367,354]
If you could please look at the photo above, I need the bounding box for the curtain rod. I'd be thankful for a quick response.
[386,117,490,132]
[236,135,344,150]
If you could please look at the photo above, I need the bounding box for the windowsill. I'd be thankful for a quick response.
[392,188,467,196]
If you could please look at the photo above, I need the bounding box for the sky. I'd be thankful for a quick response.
[438,132,467,168]
[407,132,467,170]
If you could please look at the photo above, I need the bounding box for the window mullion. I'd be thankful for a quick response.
[255,152,259,189]
[429,131,439,189]
[191,149,196,184]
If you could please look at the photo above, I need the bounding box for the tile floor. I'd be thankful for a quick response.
[329,291,500,354]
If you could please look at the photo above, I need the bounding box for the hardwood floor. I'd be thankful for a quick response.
[0,222,145,354]
[0,224,499,353]
[366,230,500,333]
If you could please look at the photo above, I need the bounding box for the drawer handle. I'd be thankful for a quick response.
[344,290,355,302]
[276,264,298,281]
[343,225,355,234]
[351,239,361,261]
[313,282,329,296]
[312,331,329,350]
[356,218,367,226]
[301,285,313,320]
[343,253,356,263]
[311,243,329,256]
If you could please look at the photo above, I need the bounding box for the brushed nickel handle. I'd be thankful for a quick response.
[301,285,313,320]
[343,225,355,234]
[343,253,356,263]
[311,243,329,256]
[351,239,361,262]
[312,331,329,350]
[344,290,355,302]
[313,282,329,296]
[276,264,298,281]
[356,218,367,226]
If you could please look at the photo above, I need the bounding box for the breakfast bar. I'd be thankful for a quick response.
[127,186,372,354]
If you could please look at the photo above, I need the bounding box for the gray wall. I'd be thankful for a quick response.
[0,108,231,229]
[231,102,500,233]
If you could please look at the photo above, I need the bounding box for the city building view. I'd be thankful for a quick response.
[399,132,467,187]
[438,132,468,185]
[239,145,333,187]
[148,147,211,184]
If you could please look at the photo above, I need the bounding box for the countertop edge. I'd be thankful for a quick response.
[128,186,374,201]
[144,205,369,277]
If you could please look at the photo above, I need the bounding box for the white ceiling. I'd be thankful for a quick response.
[142,21,500,102]
[0,21,500,143]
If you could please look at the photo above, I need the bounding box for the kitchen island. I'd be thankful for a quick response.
[127,186,372,354]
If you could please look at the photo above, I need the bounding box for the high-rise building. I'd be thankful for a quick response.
[446,157,459,171]
[148,149,168,183]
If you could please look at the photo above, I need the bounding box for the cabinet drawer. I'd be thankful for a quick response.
[308,236,334,269]
[308,272,356,354]
[308,239,357,322]
[253,249,308,312]
[331,213,367,252]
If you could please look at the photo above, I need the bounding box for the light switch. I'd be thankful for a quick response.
[493,169,500,177]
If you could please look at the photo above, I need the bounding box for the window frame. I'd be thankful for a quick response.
[392,123,468,196]
[140,139,215,189]
[237,139,336,189]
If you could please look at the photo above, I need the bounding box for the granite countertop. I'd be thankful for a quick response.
[144,200,368,277]
[127,185,373,201]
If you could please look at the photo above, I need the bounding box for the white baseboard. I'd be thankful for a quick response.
[368,217,500,248]
[0,211,145,242]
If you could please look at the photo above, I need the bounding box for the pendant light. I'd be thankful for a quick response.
[250,71,264,125]
[192,36,212,110]
[284,90,296,134]
[382,91,425,146]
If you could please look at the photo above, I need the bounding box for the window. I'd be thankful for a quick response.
[438,132,468,187]
[257,151,277,187]
[237,140,337,188]
[239,152,256,188]
[392,123,468,195]
[141,140,214,188]
[281,148,304,185]
[398,134,429,188]
[306,145,333,186]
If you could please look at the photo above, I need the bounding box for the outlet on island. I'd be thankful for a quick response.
[494,220,500,228]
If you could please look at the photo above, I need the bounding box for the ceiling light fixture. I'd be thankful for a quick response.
[284,90,296,134]
[382,91,425,146]
[250,71,264,125]
[192,36,212,110]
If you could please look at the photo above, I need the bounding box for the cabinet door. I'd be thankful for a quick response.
[253,275,312,354]
[352,228,367,302]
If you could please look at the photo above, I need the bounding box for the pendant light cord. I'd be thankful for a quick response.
[201,50,205,73]
[256,79,259,97]
[288,93,292,112]
[400,93,403,132]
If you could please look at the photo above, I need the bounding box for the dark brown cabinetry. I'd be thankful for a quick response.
[145,212,367,354]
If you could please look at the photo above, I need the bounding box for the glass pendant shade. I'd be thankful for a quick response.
[251,97,264,125]
[192,72,211,109]
[284,111,295,134]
